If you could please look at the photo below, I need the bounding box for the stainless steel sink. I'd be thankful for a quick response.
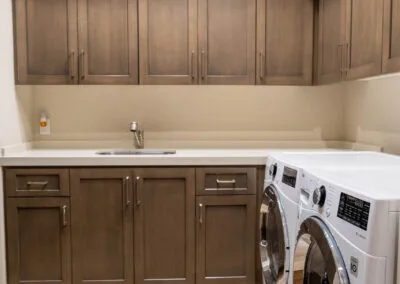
[96,149,176,155]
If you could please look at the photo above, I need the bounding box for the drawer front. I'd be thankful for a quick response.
[5,169,70,197]
[196,168,257,195]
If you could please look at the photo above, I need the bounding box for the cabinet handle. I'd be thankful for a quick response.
[199,203,204,224]
[61,205,68,227]
[79,50,85,80]
[345,43,349,79]
[135,176,142,206]
[26,181,49,189]
[191,50,195,80]
[201,49,206,80]
[216,178,236,185]
[123,176,131,207]
[337,44,343,79]
[259,51,265,80]
[69,51,76,80]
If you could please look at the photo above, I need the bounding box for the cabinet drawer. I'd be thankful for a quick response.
[196,168,256,195]
[5,168,70,197]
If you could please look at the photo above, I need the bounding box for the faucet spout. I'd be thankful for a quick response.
[130,121,144,149]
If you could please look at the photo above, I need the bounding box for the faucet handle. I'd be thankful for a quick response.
[130,121,139,132]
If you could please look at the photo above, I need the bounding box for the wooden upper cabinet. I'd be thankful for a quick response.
[77,0,138,84]
[6,198,71,284]
[198,0,256,84]
[257,0,314,85]
[383,0,400,73]
[139,0,198,84]
[345,0,383,80]
[14,0,78,84]
[70,169,134,284]
[134,168,195,284]
[196,195,256,284]
[314,0,347,85]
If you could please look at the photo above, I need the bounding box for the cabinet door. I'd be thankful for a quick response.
[139,0,198,84]
[345,0,383,79]
[383,0,400,72]
[315,0,347,84]
[196,195,256,284]
[257,0,314,85]
[198,0,256,84]
[14,0,78,84]
[134,168,195,284]
[77,0,138,84]
[6,198,71,284]
[70,169,134,284]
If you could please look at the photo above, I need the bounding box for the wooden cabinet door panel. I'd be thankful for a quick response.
[257,0,314,85]
[14,0,78,84]
[78,0,138,84]
[6,198,71,284]
[139,0,198,84]
[70,169,133,284]
[198,0,256,84]
[315,0,347,84]
[196,195,256,284]
[346,0,383,79]
[134,168,195,284]
[383,0,400,72]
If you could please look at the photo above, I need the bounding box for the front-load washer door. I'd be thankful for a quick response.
[294,217,350,284]
[260,185,290,284]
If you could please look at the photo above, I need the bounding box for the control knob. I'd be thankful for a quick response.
[313,186,326,207]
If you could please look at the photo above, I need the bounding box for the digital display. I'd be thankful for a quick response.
[337,193,370,231]
[282,167,297,188]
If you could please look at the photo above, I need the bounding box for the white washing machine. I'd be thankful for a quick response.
[295,167,400,284]
[261,151,400,284]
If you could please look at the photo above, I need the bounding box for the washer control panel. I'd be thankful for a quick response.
[337,193,370,231]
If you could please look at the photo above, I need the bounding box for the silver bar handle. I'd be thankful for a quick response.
[26,181,49,189]
[69,51,76,80]
[199,203,204,224]
[216,179,236,185]
[259,50,265,80]
[191,50,195,80]
[201,49,206,80]
[79,49,85,80]
[124,176,131,207]
[62,205,68,227]
[345,43,349,79]
[135,176,142,206]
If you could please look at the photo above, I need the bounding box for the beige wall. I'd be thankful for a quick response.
[344,74,400,154]
[26,84,346,145]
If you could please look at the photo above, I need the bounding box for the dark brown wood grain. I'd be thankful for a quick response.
[346,0,383,79]
[382,0,400,73]
[5,168,70,197]
[196,167,257,196]
[70,168,134,284]
[198,0,256,85]
[134,168,196,284]
[77,0,138,84]
[257,0,314,85]
[6,198,71,284]
[139,0,198,84]
[314,0,347,84]
[196,195,256,284]
[14,0,78,84]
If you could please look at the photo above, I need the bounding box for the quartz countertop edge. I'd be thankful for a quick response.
[0,149,285,166]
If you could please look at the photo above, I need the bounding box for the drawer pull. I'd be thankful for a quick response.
[26,181,49,189]
[61,205,68,227]
[199,203,204,224]
[216,179,236,185]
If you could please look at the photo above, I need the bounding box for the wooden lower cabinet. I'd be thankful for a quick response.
[134,168,196,284]
[6,198,71,284]
[196,195,256,284]
[70,168,134,284]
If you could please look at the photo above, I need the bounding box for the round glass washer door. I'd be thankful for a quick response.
[294,217,350,284]
[260,185,290,284]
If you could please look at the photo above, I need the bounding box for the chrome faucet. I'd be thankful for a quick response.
[130,121,144,149]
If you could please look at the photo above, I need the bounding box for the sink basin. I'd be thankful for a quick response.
[96,149,176,155]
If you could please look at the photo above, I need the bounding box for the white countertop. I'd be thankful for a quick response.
[0,149,283,166]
